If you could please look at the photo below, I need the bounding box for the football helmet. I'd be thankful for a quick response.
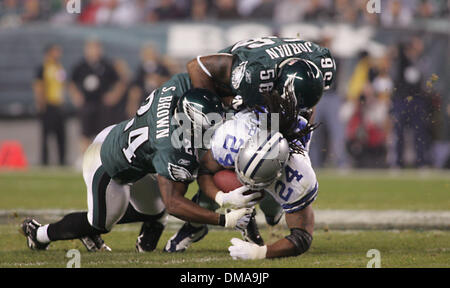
[276,58,324,109]
[174,88,224,133]
[235,130,290,190]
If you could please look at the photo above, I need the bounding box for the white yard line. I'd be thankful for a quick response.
[2,209,450,229]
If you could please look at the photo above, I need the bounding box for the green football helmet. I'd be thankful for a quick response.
[174,88,225,133]
[276,58,324,109]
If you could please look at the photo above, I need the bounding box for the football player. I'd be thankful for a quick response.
[202,91,319,259]
[163,37,328,251]
[165,89,318,257]
[187,36,335,110]
[21,73,254,252]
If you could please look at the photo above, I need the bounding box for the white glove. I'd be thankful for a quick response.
[224,208,253,229]
[215,186,262,209]
[228,238,267,260]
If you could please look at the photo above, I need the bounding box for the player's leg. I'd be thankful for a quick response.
[21,138,105,250]
[22,126,129,251]
[22,166,129,251]
[119,174,168,252]
[259,192,284,226]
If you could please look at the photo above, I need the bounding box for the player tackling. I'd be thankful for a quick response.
[20,73,254,252]
[197,91,320,259]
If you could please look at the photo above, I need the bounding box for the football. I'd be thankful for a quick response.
[213,170,265,199]
[213,169,243,193]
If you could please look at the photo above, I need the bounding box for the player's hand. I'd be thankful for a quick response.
[215,186,262,209]
[224,208,253,229]
[228,238,267,260]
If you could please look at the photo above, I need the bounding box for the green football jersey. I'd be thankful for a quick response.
[100,73,199,184]
[219,36,336,106]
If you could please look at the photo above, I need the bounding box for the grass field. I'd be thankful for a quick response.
[0,168,449,268]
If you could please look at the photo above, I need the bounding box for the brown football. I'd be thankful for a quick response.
[213,169,265,199]
[213,169,243,193]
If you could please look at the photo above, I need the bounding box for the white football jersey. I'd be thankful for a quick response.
[211,111,318,213]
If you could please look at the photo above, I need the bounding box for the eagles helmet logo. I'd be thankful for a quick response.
[282,73,302,107]
[182,99,208,130]
[168,163,193,181]
[232,61,248,90]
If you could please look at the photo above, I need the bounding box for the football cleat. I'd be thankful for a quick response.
[20,218,50,250]
[163,223,208,253]
[239,210,264,246]
[136,221,165,253]
[80,234,111,252]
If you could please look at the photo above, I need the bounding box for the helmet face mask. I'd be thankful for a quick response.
[277,58,325,109]
[235,131,290,190]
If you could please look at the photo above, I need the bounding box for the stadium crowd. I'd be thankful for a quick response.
[0,0,449,27]
[31,35,446,169]
[0,0,447,169]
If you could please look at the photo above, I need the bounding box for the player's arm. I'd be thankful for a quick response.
[228,205,314,259]
[196,150,223,202]
[157,175,220,225]
[187,54,234,98]
[157,175,252,227]
[265,205,314,258]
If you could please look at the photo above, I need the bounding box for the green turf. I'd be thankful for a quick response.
[1,169,449,210]
[0,169,449,268]
[1,223,449,268]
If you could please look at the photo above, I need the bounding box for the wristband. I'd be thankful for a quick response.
[219,214,226,227]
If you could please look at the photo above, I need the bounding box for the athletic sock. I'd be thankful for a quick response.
[36,224,50,244]
[47,212,105,241]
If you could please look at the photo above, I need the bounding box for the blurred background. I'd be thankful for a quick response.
[0,0,449,170]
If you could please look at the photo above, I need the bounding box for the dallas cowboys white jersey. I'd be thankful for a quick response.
[211,111,318,213]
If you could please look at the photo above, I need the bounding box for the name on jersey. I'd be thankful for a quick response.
[156,95,173,139]
[265,42,313,60]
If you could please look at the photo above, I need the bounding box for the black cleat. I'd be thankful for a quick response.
[20,218,50,250]
[80,234,111,252]
[163,223,208,253]
[136,221,165,252]
[240,211,264,246]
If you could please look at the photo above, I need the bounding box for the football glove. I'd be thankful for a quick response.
[228,238,267,260]
[215,186,262,209]
[224,208,253,229]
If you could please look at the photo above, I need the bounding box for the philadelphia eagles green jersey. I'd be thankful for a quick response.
[100,73,199,184]
[219,36,336,106]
